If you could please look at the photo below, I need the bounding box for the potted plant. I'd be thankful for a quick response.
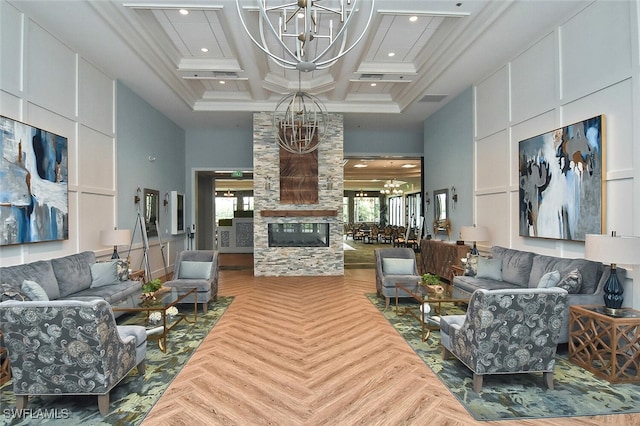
[141,278,163,301]
[421,273,444,297]
[421,273,440,286]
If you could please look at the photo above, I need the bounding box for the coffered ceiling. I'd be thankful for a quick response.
[11,1,588,132]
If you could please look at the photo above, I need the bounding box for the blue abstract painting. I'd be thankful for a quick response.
[0,116,68,246]
[519,115,603,241]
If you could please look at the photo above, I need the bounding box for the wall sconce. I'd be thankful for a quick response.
[134,187,141,205]
[327,176,334,190]
[424,193,431,210]
[451,186,458,210]
[265,177,271,190]
[163,192,170,211]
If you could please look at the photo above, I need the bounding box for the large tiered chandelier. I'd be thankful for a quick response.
[235,0,375,72]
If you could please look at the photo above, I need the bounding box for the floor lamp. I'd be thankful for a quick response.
[100,229,131,259]
[460,225,489,255]
[585,232,640,316]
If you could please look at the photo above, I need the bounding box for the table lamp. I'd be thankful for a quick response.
[585,232,640,316]
[100,229,131,259]
[460,225,489,255]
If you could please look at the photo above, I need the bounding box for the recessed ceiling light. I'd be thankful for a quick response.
[179,9,189,15]
[353,164,368,168]
[370,83,377,87]
[219,81,226,84]
[388,52,395,57]
[401,164,417,168]
[201,47,209,53]
[409,16,418,22]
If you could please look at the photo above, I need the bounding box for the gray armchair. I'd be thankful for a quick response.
[163,250,218,313]
[374,248,422,309]
[440,287,568,392]
[0,299,146,416]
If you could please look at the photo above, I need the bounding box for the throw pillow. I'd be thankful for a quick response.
[0,282,31,302]
[463,254,479,276]
[90,261,120,288]
[537,270,561,288]
[382,258,415,275]
[115,259,130,281]
[179,261,213,279]
[476,257,503,281]
[557,269,582,294]
[21,280,49,301]
[97,259,130,281]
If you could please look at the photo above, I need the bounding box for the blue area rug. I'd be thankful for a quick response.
[0,296,233,425]
[366,293,640,421]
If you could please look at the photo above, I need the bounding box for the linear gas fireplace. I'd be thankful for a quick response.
[268,223,329,247]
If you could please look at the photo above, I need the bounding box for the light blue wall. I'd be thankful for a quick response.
[423,87,473,240]
[344,127,423,156]
[117,81,186,245]
[184,117,424,171]
[186,127,254,170]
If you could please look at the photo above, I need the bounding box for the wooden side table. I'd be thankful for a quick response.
[569,305,640,384]
[129,269,146,283]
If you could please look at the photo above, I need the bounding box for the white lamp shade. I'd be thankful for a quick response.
[584,234,640,265]
[460,226,489,242]
[100,229,131,247]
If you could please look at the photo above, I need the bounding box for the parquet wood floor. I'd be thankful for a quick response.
[142,269,639,425]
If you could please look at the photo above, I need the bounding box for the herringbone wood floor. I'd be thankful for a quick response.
[142,267,638,425]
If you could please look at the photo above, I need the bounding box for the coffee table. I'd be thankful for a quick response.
[112,287,198,353]
[395,281,468,342]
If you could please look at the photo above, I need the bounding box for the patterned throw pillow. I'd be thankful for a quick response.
[557,269,582,294]
[114,259,130,281]
[464,254,479,276]
[0,282,31,302]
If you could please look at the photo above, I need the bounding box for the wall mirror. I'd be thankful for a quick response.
[433,188,449,234]
[144,188,159,237]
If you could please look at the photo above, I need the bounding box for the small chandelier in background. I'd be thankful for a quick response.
[274,89,327,154]
[224,189,235,197]
[236,0,375,72]
[381,179,403,195]
[355,189,368,197]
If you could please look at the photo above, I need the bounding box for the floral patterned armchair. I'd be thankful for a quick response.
[0,299,147,416]
[440,287,568,392]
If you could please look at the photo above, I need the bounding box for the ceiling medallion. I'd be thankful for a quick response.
[273,90,327,154]
[236,0,375,71]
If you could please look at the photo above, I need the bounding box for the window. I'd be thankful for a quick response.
[343,196,349,223]
[388,196,403,226]
[215,197,237,225]
[354,196,380,223]
[243,196,254,211]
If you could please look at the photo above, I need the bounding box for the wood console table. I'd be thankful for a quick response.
[420,239,469,281]
[569,305,640,384]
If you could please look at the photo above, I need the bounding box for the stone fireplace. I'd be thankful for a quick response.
[252,112,344,276]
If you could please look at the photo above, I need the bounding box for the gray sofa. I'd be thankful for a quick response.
[0,251,142,313]
[452,246,622,343]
